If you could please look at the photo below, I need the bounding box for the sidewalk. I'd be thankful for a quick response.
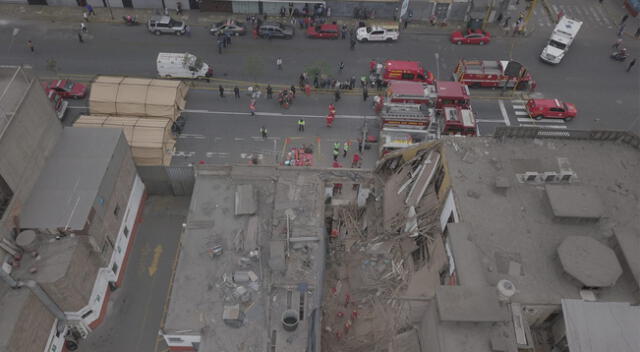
[0,3,460,34]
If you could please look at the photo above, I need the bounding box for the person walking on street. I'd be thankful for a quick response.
[342,141,349,158]
[350,37,356,50]
[266,85,273,99]
[83,12,89,22]
[217,39,223,54]
[219,85,225,98]
[334,88,341,102]
[620,14,629,25]
[234,86,240,98]
[333,141,340,152]
[260,126,268,139]
[249,99,257,116]
[276,57,283,70]
[86,4,95,16]
[627,58,637,72]
[27,40,34,53]
[351,153,361,168]
[635,26,640,39]
[341,25,347,39]
[618,24,625,38]
[298,119,305,132]
[177,2,183,15]
[290,85,296,97]
[613,38,623,49]
[78,32,84,43]
[363,87,368,101]
[338,61,344,73]
[81,22,87,33]
[333,148,340,161]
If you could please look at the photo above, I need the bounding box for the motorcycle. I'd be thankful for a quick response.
[611,49,628,62]
[123,16,139,26]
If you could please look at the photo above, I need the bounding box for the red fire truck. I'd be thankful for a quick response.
[435,81,471,112]
[386,80,437,105]
[382,60,435,84]
[441,106,477,136]
[453,59,534,90]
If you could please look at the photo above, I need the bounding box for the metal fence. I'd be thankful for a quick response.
[137,165,195,196]
[494,127,640,150]
[0,66,34,141]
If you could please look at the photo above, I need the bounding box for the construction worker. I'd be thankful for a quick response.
[342,141,349,158]
[298,119,305,132]
[333,148,339,161]
[260,126,268,139]
[333,141,340,152]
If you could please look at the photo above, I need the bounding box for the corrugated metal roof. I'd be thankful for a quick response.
[20,127,122,230]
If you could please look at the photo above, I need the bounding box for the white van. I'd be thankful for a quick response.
[156,53,213,80]
[540,16,583,64]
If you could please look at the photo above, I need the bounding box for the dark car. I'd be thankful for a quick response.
[210,19,246,36]
[258,23,295,39]
[307,24,339,39]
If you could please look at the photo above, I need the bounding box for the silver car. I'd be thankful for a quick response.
[148,16,187,36]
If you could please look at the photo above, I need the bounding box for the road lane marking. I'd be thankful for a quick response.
[183,109,378,120]
[147,245,163,277]
[519,124,568,129]
[512,104,525,109]
[178,134,205,139]
[498,100,511,126]
[477,119,506,123]
[514,111,529,116]
[512,99,526,104]
[517,118,566,124]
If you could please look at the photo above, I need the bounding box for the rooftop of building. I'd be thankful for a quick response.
[440,135,640,304]
[561,299,640,352]
[20,127,123,230]
[164,166,327,352]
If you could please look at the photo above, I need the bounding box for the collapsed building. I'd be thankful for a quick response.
[162,128,640,352]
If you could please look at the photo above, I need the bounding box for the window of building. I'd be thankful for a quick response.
[0,174,14,219]
[112,262,119,274]
[123,226,129,238]
[168,337,184,343]
[113,204,120,217]
[81,310,93,319]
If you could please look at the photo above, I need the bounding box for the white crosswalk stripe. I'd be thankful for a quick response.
[519,124,568,129]
[515,111,529,116]
[517,118,567,124]
[537,3,614,28]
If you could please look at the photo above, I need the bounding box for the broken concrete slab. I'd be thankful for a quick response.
[235,184,257,215]
[245,216,259,251]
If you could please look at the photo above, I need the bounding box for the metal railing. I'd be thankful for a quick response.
[494,127,640,150]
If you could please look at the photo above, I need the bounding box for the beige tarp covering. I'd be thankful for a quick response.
[89,76,188,120]
[74,115,176,166]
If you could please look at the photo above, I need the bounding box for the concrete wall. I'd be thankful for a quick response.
[87,133,136,265]
[0,68,62,240]
[7,292,55,352]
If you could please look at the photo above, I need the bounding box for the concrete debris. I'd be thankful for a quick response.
[233,271,251,283]
[223,304,245,328]
[235,184,257,215]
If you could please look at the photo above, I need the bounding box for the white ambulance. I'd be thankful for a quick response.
[540,16,583,64]
[156,53,213,80]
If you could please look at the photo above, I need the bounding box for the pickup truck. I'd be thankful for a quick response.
[356,26,399,42]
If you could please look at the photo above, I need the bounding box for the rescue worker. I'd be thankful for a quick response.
[342,141,349,158]
[333,148,340,161]
[333,141,341,151]
[351,153,361,168]
[260,126,268,139]
[329,103,336,115]
[298,119,305,132]
[326,113,335,127]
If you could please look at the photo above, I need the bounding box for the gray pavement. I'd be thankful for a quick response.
[80,196,190,352]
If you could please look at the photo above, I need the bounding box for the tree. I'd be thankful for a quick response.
[245,55,264,83]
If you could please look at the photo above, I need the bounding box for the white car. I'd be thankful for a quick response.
[356,26,399,42]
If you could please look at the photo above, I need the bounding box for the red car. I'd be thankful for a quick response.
[526,99,577,121]
[41,79,87,99]
[307,24,339,39]
[450,29,491,45]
